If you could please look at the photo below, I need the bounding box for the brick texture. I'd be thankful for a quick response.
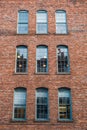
[0,0,87,130]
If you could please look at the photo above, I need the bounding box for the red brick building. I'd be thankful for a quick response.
[0,0,87,130]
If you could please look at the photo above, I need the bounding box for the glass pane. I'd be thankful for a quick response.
[36,88,48,120]
[58,89,71,120]
[57,46,70,72]
[56,24,67,34]
[37,11,47,23]
[36,46,48,72]
[37,23,47,34]
[56,11,66,23]
[14,107,25,119]
[18,11,28,23]
[14,90,26,105]
[18,23,28,34]
[16,46,28,72]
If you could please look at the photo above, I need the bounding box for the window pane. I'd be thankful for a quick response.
[18,11,28,23]
[36,88,48,120]
[36,11,48,34]
[37,12,47,23]
[14,107,26,119]
[57,46,70,73]
[14,91,26,105]
[18,11,28,34]
[58,88,71,120]
[18,24,28,34]
[56,11,66,23]
[37,23,47,34]
[14,88,26,120]
[16,46,28,73]
[36,46,48,72]
[56,11,67,34]
[56,24,67,34]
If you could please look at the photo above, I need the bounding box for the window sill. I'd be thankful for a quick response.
[57,119,73,123]
[14,72,28,75]
[35,72,49,75]
[11,119,27,123]
[57,72,70,75]
[34,119,50,122]
[55,33,68,35]
[36,33,48,35]
[17,33,29,35]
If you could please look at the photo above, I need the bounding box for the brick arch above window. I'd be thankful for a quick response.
[58,87,71,90]
[36,87,48,91]
[37,45,48,48]
[14,87,27,91]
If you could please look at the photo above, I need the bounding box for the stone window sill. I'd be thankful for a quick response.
[14,72,28,75]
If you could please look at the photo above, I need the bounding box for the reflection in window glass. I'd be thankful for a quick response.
[36,46,48,73]
[58,88,72,120]
[13,88,26,120]
[57,45,70,73]
[36,11,48,34]
[56,10,67,34]
[36,88,48,120]
[16,46,28,73]
[18,10,28,34]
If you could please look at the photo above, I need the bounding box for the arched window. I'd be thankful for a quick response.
[57,45,70,73]
[55,10,67,34]
[16,45,28,73]
[13,88,27,120]
[58,88,72,120]
[36,10,48,34]
[36,45,48,73]
[17,10,28,34]
[36,88,49,120]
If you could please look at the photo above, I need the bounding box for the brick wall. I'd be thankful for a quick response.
[0,0,87,130]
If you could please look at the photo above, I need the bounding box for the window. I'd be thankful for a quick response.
[36,10,48,34]
[17,10,28,34]
[58,88,72,120]
[56,10,67,34]
[36,88,49,120]
[36,45,48,73]
[16,45,28,73]
[57,45,70,73]
[13,88,27,120]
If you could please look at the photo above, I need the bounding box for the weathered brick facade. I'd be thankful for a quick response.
[0,0,87,130]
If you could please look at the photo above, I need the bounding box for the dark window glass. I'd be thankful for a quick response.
[16,46,28,73]
[58,88,72,120]
[57,45,70,73]
[36,46,48,73]
[36,88,48,120]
